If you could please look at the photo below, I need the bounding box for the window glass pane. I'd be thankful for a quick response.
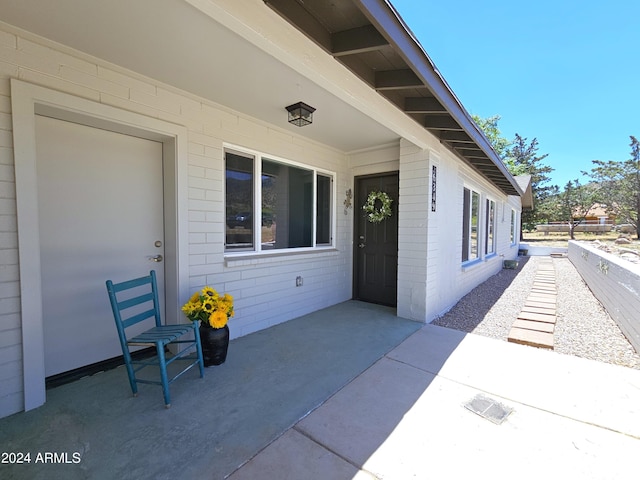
[470,191,479,260]
[486,199,495,254]
[225,151,254,251]
[262,159,313,249]
[316,174,331,245]
[510,209,516,243]
[462,188,470,261]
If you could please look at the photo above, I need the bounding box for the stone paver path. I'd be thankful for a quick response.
[508,258,557,349]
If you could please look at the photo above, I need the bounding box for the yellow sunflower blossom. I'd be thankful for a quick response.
[209,310,228,328]
[202,286,218,300]
[181,302,197,315]
[202,299,215,312]
[182,285,234,326]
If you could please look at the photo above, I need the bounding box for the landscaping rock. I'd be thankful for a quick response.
[434,256,640,369]
[615,237,632,245]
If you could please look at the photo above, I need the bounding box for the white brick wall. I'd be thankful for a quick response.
[0,19,524,417]
[396,138,521,322]
[397,139,429,321]
[0,28,21,416]
[0,25,352,417]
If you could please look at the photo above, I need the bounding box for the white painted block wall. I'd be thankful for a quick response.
[568,241,640,353]
[397,138,521,322]
[0,25,352,417]
[0,21,524,417]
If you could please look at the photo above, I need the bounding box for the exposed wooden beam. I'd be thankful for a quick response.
[375,69,423,90]
[456,145,489,160]
[423,115,462,130]
[446,141,478,149]
[332,24,389,56]
[477,169,506,176]
[467,159,497,171]
[335,55,376,86]
[404,97,446,113]
[264,0,332,52]
[439,131,474,143]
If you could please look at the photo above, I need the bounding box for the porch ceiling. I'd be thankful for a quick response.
[264,0,522,196]
[0,0,521,196]
[0,0,398,153]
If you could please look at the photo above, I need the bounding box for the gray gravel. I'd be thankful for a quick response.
[433,255,640,369]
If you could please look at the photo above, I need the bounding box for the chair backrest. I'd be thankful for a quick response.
[106,270,162,342]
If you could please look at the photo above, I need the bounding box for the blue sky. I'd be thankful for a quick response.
[391,0,639,189]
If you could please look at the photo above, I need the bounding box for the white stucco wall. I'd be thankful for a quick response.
[0,25,354,417]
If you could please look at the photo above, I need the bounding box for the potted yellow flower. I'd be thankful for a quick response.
[182,287,234,366]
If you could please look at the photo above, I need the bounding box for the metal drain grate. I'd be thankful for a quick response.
[464,394,513,425]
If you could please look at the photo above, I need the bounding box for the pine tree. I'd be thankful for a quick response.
[588,136,640,238]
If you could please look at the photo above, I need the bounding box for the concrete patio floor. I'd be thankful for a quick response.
[2,300,639,479]
[0,301,420,479]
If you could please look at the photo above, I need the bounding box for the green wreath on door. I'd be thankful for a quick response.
[362,191,393,223]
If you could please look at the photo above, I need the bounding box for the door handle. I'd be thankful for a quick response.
[150,255,163,262]
[358,243,366,248]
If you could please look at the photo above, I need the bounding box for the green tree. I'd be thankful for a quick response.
[545,179,599,240]
[473,116,555,233]
[587,135,640,238]
[471,114,512,159]
[505,134,554,230]
[535,184,560,223]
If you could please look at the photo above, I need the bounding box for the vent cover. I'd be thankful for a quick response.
[464,394,513,425]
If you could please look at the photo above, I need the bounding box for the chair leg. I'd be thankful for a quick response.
[122,349,138,397]
[193,323,205,378]
[156,342,171,408]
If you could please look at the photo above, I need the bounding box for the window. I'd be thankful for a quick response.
[462,187,480,262]
[316,174,332,245]
[225,151,254,251]
[225,148,333,252]
[485,199,496,255]
[510,209,517,244]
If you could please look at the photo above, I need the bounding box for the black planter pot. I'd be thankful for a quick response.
[199,324,229,366]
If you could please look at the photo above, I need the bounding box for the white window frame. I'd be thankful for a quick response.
[510,208,517,245]
[462,186,481,264]
[224,144,335,255]
[485,198,497,256]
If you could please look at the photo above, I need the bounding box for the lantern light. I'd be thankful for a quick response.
[286,102,315,127]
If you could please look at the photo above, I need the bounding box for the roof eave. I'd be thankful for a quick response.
[354,0,524,197]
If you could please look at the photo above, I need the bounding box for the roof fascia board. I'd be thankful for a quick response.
[354,0,524,197]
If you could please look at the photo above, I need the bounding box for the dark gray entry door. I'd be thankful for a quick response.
[354,173,399,306]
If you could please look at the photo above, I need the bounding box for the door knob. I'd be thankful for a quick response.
[358,243,366,248]
[150,255,163,262]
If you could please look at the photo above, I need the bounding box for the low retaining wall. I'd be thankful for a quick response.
[519,242,568,257]
[536,224,612,233]
[568,241,640,353]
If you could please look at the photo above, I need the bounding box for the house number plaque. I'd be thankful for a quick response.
[431,165,437,212]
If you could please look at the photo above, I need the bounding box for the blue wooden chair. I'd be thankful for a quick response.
[106,270,204,407]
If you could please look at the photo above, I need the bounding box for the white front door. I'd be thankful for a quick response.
[35,115,165,377]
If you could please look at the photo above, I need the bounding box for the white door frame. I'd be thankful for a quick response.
[11,79,189,411]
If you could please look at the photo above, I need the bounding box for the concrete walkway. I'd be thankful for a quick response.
[230,322,640,479]
[2,301,639,479]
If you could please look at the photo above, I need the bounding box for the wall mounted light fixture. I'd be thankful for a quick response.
[286,102,315,127]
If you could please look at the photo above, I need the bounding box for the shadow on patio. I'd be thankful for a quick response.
[0,301,433,480]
